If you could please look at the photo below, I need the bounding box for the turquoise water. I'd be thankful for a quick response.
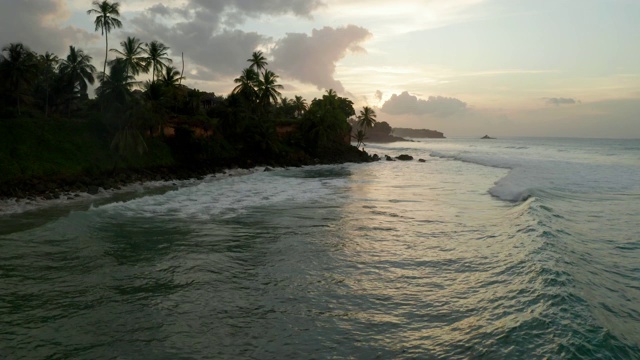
[1,138,639,359]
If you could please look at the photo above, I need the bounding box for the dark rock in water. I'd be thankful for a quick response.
[87,185,100,195]
[481,135,496,139]
[396,154,413,161]
[385,155,395,161]
[264,167,274,172]
[371,154,380,161]
[418,158,426,162]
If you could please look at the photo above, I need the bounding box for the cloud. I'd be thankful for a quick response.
[271,25,372,93]
[374,90,383,102]
[124,0,327,82]
[544,97,580,106]
[381,91,467,117]
[0,0,99,55]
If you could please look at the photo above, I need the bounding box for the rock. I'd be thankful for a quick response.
[87,185,100,195]
[264,167,274,172]
[385,155,395,161]
[396,154,414,161]
[481,135,496,139]
[371,154,380,161]
[418,158,426,162]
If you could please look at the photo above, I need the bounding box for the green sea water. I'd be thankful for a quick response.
[1,138,639,359]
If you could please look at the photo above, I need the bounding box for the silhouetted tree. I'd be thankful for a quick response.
[0,43,38,115]
[87,0,122,76]
[247,51,268,73]
[58,46,96,115]
[144,40,172,82]
[357,106,377,132]
[110,36,148,77]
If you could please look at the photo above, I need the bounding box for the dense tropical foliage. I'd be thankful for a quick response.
[0,1,373,190]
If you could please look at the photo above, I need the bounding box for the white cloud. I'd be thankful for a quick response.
[381,91,467,117]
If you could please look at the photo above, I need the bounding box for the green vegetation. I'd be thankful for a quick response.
[0,0,372,197]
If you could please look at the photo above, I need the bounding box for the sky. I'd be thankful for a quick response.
[1,0,639,138]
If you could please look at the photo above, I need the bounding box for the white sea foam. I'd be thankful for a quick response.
[427,140,640,202]
[94,166,348,220]
[0,168,259,216]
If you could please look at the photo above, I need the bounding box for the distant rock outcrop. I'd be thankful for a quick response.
[396,154,414,161]
[392,128,446,139]
[481,135,496,139]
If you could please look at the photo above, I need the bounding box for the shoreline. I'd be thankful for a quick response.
[0,149,379,215]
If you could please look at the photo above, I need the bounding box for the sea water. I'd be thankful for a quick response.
[1,137,639,359]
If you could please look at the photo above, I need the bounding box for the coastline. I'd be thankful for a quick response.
[0,146,377,214]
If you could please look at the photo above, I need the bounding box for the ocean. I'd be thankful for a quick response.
[1,137,639,359]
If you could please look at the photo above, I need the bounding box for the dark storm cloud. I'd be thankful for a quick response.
[0,0,98,55]
[271,25,372,93]
[544,97,579,105]
[381,91,467,117]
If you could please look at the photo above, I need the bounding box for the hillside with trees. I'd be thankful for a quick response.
[0,0,372,199]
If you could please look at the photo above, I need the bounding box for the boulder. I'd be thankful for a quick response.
[385,155,395,161]
[396,154,414,161]
[87,185,100,195]
[418,159,426,163]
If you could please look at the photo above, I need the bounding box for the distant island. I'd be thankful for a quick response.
[348,120,446,144]
[481,135,496,139]
[392,128,446,139]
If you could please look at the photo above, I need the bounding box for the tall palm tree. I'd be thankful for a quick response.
[357,106,377,132]
[293,95,307,118]
[96,59,137,106]
[58,46,96,114]
[144,40,172,82]
[38,51,60,118]
[232,67,259,100]
[258,69,283,107]
[247,51,268,73]
[0,43,38,115]
[87,0,123,76]
[110,36,148,77]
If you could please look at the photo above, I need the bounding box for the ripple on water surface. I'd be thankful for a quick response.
[1,158,640,359]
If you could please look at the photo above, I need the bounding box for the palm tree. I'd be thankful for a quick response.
[258,69,283,107]
[160,66,184,88]
[232,67,259,100]
[247,51,267,73]
[357,106,377,132]
[96,59,137,106]
[144,40,172,82]
[87,0,123,76]
[353,129,366,149]
[38,51,60,118]
[293,95,307,118]
[58,46,96,114]
[110,36,148,77]
[0,43,38,115]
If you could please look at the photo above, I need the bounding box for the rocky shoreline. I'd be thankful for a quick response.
[0,147,378,202]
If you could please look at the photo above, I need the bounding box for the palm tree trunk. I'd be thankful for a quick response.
[104,28,108,76]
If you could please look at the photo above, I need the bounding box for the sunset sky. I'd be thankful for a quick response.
[2,0,639,138]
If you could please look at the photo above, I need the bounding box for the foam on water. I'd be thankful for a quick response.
[95,166,349,220]
[423,139,640,202]
[0,168,256,216]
